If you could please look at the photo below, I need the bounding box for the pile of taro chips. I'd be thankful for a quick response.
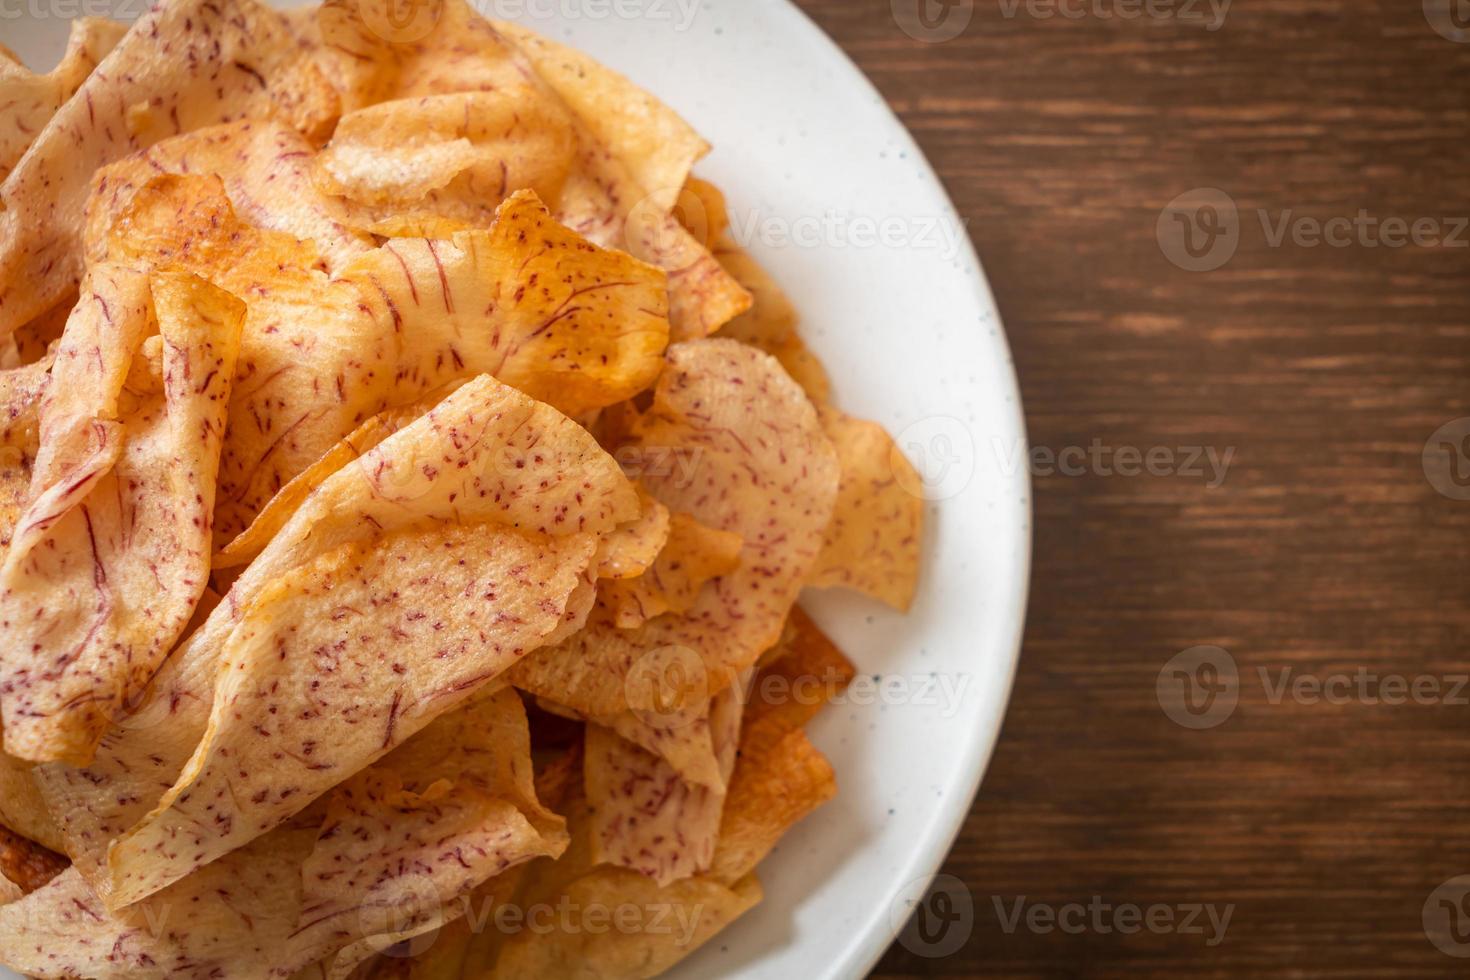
[0,2,925,976]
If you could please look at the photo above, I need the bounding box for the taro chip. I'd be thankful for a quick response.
[0,266,245,765]
[592,486,672,582]
[0,0,339,338]
[33,374,631,901]
[493,19,708,214]
[508,339,839,722]
[315,89,577,228]
[708,727,838,888]
[674,177,731,250]
[318,4,751,339]
[0,18,126,182]
[576,609,851,887]
[210,394,446,568]
[806,408,925,611]
[84,120,374,273]
[293,689,569,978]
[316,0,530,111]
[339,189,670,422]
[312,0,752,338]
[485,868,762,979]
[104,176,668,540]
[469,764,763,979]
[0,752,65,856]
[102,374,638,909]
[714,235,833,404]
[1,694,563,978]
[100,173,395,539]
[0,825,66,896]
[598,511,743,629]
[0,354,52,550]
[708,609,850,885]
[583,672,746,886]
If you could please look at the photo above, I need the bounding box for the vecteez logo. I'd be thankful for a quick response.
[356,0,444,42]
[1422,417,1470,501]
[892,0,976,42]
[1424,876,1470,958]
[890,873,975,957]
[1156,188,1240,272]
[1156,645,1239,729]
[1423,0,1470,42]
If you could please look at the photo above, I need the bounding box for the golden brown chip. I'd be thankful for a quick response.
[295,690,568,978]
[488,869,762,980]
[101,174,381,539]
[0,824,67,896]
[714,235,832,404]
[743,607,858,746]
[0,752,64,856]
[0,0,339,338]
[338,190,670,423]
[0,267,245,765]
[464,764,763,979]
[2,687,568,978]
[492,20,706,215]
[0,18,126,182]
[508,339,839,722]
[592,486,672,582]
[99,375,637,909]
[556,140,750,343]
[315,89,577,229]
[599,512,743,629]
[84,119,374,273]
[212,394,453,568]
[583,671,745,886]
[0,354,52,550]
[312,0,750,339]
[675,177,731,250]
[103,175,668,541]
[806,408,925,611]
[315,0,529,111]
[708,728,837,888]
[706,610,851,885]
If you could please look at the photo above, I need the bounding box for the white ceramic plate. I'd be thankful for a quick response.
[4,2,1029,977]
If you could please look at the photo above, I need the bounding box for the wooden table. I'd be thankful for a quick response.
[788,1,1470,975]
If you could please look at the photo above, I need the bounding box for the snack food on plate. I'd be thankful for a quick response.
[0,1,926,976]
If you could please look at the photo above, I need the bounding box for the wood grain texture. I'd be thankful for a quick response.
[785,1,1470,976]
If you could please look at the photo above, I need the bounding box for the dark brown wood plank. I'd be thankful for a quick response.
[786,1,1470,976]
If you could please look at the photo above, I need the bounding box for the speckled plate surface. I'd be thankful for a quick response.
[3,2,1030,977]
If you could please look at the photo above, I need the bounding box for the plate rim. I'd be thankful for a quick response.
[759,1,1032,975]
